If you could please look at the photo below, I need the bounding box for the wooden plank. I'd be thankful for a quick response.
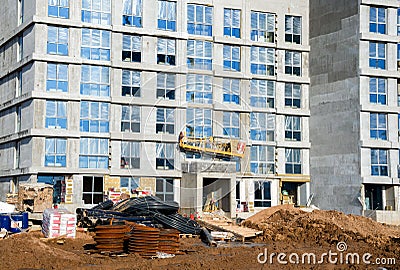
[198,219,263,241]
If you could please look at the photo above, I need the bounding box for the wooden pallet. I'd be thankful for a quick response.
[85,249,128,257]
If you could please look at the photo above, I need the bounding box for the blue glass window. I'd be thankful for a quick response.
[186,74,212,104]
[369,77,386,105]
[47,63,68,92]
[371,149,388,176]
[187,40,212,70]
[223,112,239,138]
[122,35,141,62]
[251,11,275,43]
[250,112,275,141]
[285,51,301,76]
[46,100,67,129]
[121,105,140,132]
[224,8,240,38]
[370,7,386,34]
[121,142,140,169]
[82,0,111,25]
[79,138,109,168]
[81,28,110,61]
[48,0,69,19]
[285,83,301,108]
[223,78,240,104]
[285,148,301,174]
[370,113,387,140]
[186,108,212,138]
[251,47,274,75]
[80,65,110,96]
[285,15,301,44]
[122,0,142,27]
[122,70,141,97]
[156,108,175,134]
[187,4,213,36]
[47,26,68,55]
[158,0,176,31]
[369,42,385,69]
[251,146,274,175]
[285,116,301,141]
[45,138,67,167]
[157,38,176,65]
[157,73,175,100]
[223,45,240,71]
[80,101,109,133]
[250,79,275,108]
[156,143,175,170]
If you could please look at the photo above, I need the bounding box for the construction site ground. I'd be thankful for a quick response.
[1,205,400,270]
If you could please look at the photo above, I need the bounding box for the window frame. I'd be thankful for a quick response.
[79,138,109,169]
[250,112,275,142]
[186,74,213,104]
[47,63,68,92]
[80,65,110,97]
[371,149,388,176]
[46,100,67,129]
[82,176,104,204]
[370,113,387,140]
[187,40,212,70]
[156,178,174,201]
[157,38,176,65]
[122,35,142,62]
[251,11,275,43]
[223,45,240,71]
[369,77,386,105]
[369,6,386,34]
[250,145,275,175]
[224,8,241,38]
[156,107,175,134]
[47,26,68,56]
[285,15,301,44]
[158,0,176,31]
[80,101,110,133]
[81,0,111,25]
[122,70,141,97]
[186,108,212,138]
[223,111,240,138]
[250,79,275,108]
[81,28,111,61]
[250,46,275,75]
[285,148,301,174]
[284,83,301,108]
[121,141,140,169]
[254,180,272,207]
[285,116,301,141]
[48,0,69,19]
[44,138,67,167]
[285,50,301,76]
[187,4,213,36]
[223,78,240,104]
[120,177,139,193]
[157,73,175,100]
[369,42,386,69]
[156,143,175,170]
[121,105,141,133]
[122,0,142,27]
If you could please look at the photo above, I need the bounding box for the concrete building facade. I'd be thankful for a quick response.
[0,0,310,218]
[310,0,400,223]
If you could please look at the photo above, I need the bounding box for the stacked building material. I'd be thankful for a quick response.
[42,208,76,238]
[94,224,130,253]
[128,224,160,258]
[158,229,180,254]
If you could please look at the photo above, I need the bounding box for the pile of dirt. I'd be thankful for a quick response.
[243,205,400,257]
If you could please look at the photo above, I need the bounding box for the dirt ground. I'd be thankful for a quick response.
[1,206,399,270]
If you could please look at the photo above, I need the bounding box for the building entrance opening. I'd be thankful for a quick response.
[281,181,308,206]
[37,175,65,204]
[202,178,231,213]
[365,184,395,211]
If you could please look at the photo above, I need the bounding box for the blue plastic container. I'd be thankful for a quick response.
[10,213,24,233]
[0,214,11,231]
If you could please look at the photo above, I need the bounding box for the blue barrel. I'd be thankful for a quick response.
[0,214,11,231]
[10,213,24,233]
[21,212,28,229]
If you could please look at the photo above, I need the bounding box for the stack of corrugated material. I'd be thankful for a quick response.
[42,208,76,238]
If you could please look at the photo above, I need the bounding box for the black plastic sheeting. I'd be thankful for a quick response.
[77,196,201,235]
